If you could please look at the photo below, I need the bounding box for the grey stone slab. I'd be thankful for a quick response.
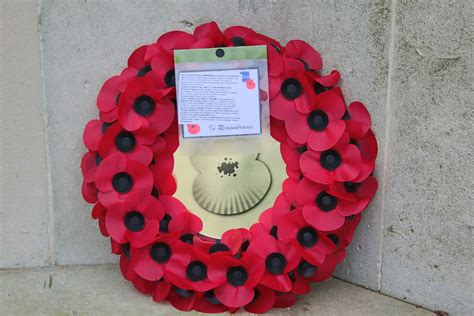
[0,265,431,315]
[380,1,473,315]
[39,0,391,289]
[0,0,50,268]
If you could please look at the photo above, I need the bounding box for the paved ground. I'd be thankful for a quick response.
[1,265,431,315]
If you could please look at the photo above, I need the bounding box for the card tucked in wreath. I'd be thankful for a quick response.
[81,21,378,313]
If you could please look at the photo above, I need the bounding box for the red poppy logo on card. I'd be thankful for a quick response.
[187,124,200,135]
[246,78,256,90]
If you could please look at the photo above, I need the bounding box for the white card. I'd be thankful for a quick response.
[177,68,261,138]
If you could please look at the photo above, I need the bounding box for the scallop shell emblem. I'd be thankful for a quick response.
[191,154,271,215]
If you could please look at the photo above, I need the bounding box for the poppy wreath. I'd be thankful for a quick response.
[81,21,378,313]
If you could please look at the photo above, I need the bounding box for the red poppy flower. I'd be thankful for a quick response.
[270,58,315,119]
[94,152,154,207]
[285,40,323,71]
[329,176,378,215]
[156,30,197,52]
[247,234,300,292]
[82,181,98,204]
[244,284,276,314]
[194,229,244,255]
[83,119,114,152]
[280,141,307,172]
[270,117,287,143]
[113,242,138,281]
[156,195,200,235]
[285,88,346,151]
[130,232,184,281]
[350,128,378,183]
[213,252,265,308]
[194,290,235,313]
[308,69,341,89]
[117,76,175,134]
[345,101,371,139]
[150,131,179,156]
[278,208,336,265]
[97,68,136,122]
[193,21,229,47]
[308,250,346,283]
[98,122,155,165]
[273,291,297,308]
[166,286,199,312]
[91,202,108,237]
[296,177,357,231]
[149,48,177,91]
[151,278,172,302]
[223,25,257,46]
[323,214,362,250]
[132,276,155,294]
[300,133,362,184]
[80,151,100,183]
[165,244,225,292]
[105,192,163,247]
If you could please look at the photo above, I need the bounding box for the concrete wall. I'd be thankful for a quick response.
[1,0,472,314]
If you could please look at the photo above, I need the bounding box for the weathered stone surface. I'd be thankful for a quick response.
[380,1,473,315]
[0,0,50,268]
[38,0,390,289]
[0,265,431,315]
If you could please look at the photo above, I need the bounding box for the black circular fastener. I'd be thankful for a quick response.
[137,65,152,77]
[327,234,340,247]
[307,110,329,131]
[316,191,338,211]
[150,242,171,263]
[265,252,287,275]
[164,69,175,87]
[216,48,225,58]
[115,131,136,152]
[151,187,160,198]
[320,150,341,170]
[231,37,244,46]
[186,260,207,282]
[159,214,172,233]
[297,226,318,248]
[133,95,155,116]
[205,290,221,305]
[344,181,361,193]
[112,172,133,193]
[297,260,317,278]
[209,243,230,254]
[281,78,303,100]
[124,211,145,232]
[180,233,194,245]
[175,287,194,298]
[227,266,248,286]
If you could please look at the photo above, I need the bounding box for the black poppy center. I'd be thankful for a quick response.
[307,110,329,131]
[115,131,136,152]
[159,214,172,233]
[205,290,221,305]
[327,234,340,247]
[316,192,338,211]
[209,243,230,254]
[269,226,278,239]
[231,36,244,46]
[180,234,194,244]
[265,252,287,275]
[124,211,145,232]
[186,260,207,282]
[150,242,171,263]
[344,181,361,193]
[112,172,133,193]
[175,287,194,298]
[320,150,341,170]
[297,260,317,278]
[281,78,303,100]
[227,266,248,287]
[137,65,152,77]
[164,69,175,87]
[133,95,155,116]
[297,226,318,248]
